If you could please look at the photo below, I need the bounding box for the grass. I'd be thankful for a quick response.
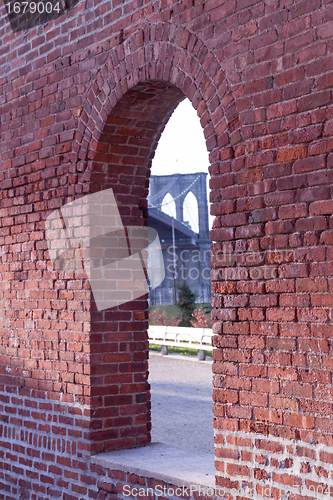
[149,343,212,358]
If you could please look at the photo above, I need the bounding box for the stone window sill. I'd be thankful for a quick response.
[91,442,215,488]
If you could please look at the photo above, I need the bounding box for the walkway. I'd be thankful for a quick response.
[149,352,214,454]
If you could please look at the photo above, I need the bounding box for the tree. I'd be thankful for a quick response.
[176,281,196,327]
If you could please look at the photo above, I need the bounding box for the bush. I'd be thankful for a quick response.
[149,307,166,326]
[169,315,180,326]
[190,307,212,328]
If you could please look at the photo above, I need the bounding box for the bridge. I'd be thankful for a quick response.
[148,172,210,305]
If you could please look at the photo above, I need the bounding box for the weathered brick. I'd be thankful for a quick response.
[3,4,333,498]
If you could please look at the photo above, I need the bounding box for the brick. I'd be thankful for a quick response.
[298,90,332,111]
[317,71,333,90]
[255,439,283,453]
[4,4,333,498]
[276,145,307,162]
[226,464,251,477]
[306,56,333,77]
[310,200,333,215]
[265,220,294,235]
[238,308,265,321]
[294,155,326,173]
[278,203,308,219]
[269,365,298,380]
[270,395,299,411]
[296,278,328,292]
[295,42,327,65]
[266,309,296,322]
[265,279,294,293]
[226,405,252,419]
[254,408,282,425]
[278,175,308,192]
[274,67,306,88]
[213,389,239,404]
[236,281,265,294]
[312,324,333,338]
[253,89,282,107]
[218,375,251,391]
[215,448,239,460]
[266,250,294,265]
[240,388,268,405]
[216,477,239,491]
[279,263,308,278]
[298,309,329,322]
[272,472,302,489]
[267,339,297,354]
[317,418,333,433]
[311,262,333,276]
[311,294,333,307]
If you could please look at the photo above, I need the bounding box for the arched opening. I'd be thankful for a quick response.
[183,191,199,233]
[147,99,211,310]
[147,98,213,453]
[82,82,214,455]
[161,193,176,219]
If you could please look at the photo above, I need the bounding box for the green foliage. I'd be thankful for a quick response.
[149,303,211,327]
[149,307,166,325]
[148,307,180,326]
[149,305,180,326]
[176,281,196,327]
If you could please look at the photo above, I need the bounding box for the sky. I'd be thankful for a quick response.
[151,99,212,231]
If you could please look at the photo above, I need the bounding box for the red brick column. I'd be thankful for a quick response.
[85,81,185,452]
[209,11,333,492]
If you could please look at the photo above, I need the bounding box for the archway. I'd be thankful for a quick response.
[2,3,333,497]
[0,21,240,500]
[71,23,238,454]
[79,64,233,452]
[147,97,213,453]
[183,191,199,233]
[161,193,176,219]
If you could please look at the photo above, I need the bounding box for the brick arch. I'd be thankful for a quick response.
[70,24,243,454]
[73,21,242,178]
[80,77,219,453]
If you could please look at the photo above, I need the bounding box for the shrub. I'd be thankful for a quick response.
[169,315,180,326]
[149,307,166,326]
[191,307,212,328]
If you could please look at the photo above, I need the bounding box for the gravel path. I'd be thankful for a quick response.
[148,352,214,454]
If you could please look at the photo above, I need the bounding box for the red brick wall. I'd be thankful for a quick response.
[1,0,333,497]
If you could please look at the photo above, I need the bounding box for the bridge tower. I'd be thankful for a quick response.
[148,172,211,305]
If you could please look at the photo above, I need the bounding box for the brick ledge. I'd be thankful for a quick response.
[91,442,215,488]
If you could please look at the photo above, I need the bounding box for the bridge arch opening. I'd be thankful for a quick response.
[148,98,213,453]
[161,193,176,219]
[183,191,199,234]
